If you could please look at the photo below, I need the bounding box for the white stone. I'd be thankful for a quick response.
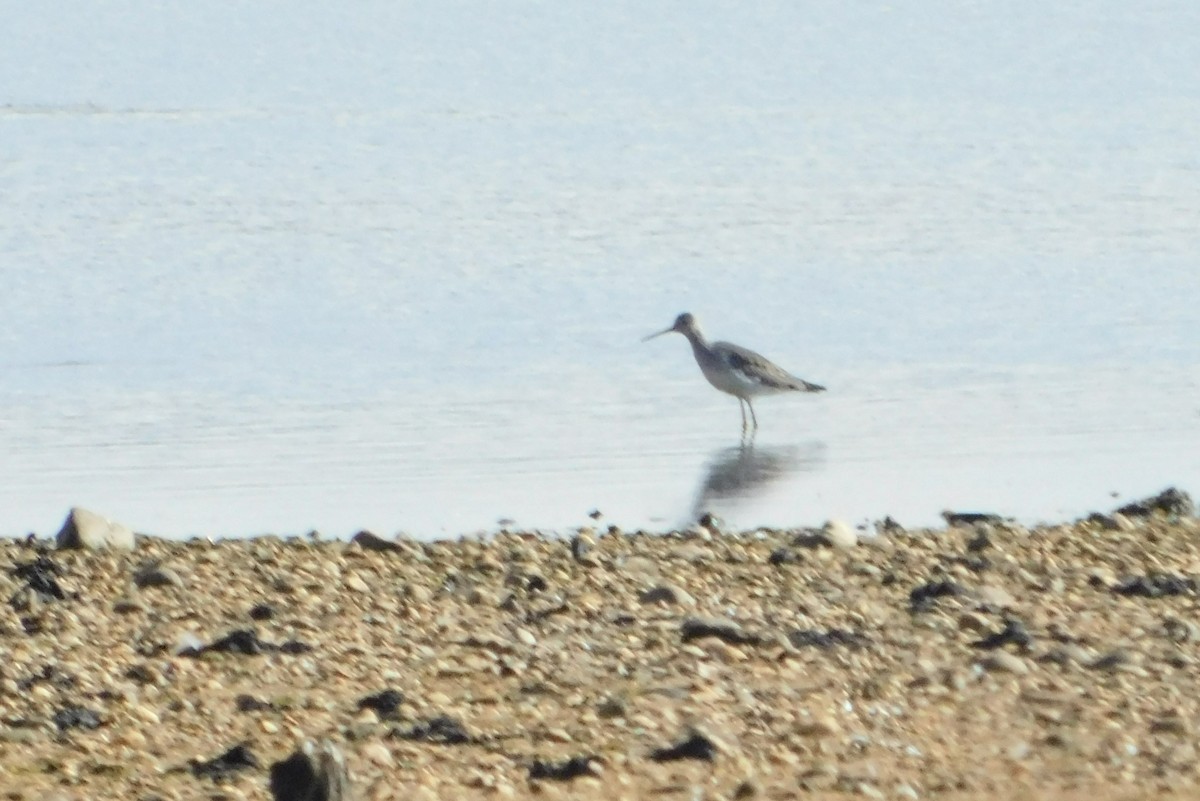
[976,584,1017,609]
[821,520,858,549]
[981,652,1029,674]
[55,507,135,551]
[361,741,393,766]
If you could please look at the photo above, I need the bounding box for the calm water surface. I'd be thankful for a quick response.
[2,3,1199,538]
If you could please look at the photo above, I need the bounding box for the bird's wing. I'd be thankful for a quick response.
[717,342,826,393]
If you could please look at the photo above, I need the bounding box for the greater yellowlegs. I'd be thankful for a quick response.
[643,312,825,432]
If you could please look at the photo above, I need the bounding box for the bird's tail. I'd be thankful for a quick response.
[800,380,826,393]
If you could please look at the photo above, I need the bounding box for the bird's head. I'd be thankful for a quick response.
[643,312,698,342]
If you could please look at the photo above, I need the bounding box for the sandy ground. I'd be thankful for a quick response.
[2,507,1200,800]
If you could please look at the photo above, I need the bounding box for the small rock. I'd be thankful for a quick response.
[1115,487,1195,518]
[269,739,351,801]
[172,631,205,656]
[52,706,102,732]
[528,755,601,781]
[179,628,313,657]
[980,651,1029,674]
[357,689,404,720]
[55,507,135,551]
[344,573,370,593]
[543,726,572,743]
[787,628,869,649]
[856,783,886,800]
[1088,650,1131,672]
[1038,644,1094,666]
[638,583,696,607]
[1083,513,1126,531]
[126,664,162,686]
[191,743,260,782]
[113,597,148,615]
[350,530,405,553]
[768,548,796,566]
[1163,617,1200,643]
[850,561,881,578]
[392,715,471,745]
[570,534,596,565]
[236,695,274,713]
[680,617,759,646]
[957,612,990,633]
[619,555,660,579]
[9,556,68,605]
[361,741,393,766]
[795,715,840,738]
[966,529,991,552]
[249,603,275,621]
[909,580,965,612]
[732,779,759,799]
[1113,573,1197,598]
[1150,715,1190,735]
[596,696,626,718]
[406,584,432,604]
[942,511,1006,527]
[650,729,720,762]
[821,520,858,549]
[133,562,184,589]
[971,617,1032,651]
[0,727,42,745]
[800,761,839,790]
[975,584,1017,609]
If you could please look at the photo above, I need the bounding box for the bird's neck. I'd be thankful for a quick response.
[682,328,710,356]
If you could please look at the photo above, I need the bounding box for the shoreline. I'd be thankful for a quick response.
[2,494,1199,800]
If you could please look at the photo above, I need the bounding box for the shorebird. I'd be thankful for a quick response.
[643,312,825,432]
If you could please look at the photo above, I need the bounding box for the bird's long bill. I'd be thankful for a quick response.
[641,326,674,342]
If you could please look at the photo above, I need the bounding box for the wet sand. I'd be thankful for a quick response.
[2,506,1200,800]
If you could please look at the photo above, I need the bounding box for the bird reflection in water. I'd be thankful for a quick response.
[690,440,827,523]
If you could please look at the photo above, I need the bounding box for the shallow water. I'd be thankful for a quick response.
[3,2,1199,538]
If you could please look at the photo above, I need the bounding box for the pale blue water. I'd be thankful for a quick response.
[3,2,1199,538]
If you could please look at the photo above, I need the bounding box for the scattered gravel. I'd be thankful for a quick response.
[3,509,1200,799]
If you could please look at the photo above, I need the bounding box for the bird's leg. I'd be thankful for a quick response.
[747,399,759,431]
[738,398,748,433]
[740,414,754,447]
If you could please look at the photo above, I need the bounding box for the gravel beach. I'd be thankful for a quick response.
[3,497,1200,800]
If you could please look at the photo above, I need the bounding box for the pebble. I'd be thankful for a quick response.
[133,562,184,589]
[351,530,406,553]
[975,584,1017,609]
[362,741,393,766]
[649,728,722,762]
[638,583,697,607]
[680,617,758,646]
[795,715,840,738]
[821,520,858,549]
[980,652,1029,674]
[113,597,148,614]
